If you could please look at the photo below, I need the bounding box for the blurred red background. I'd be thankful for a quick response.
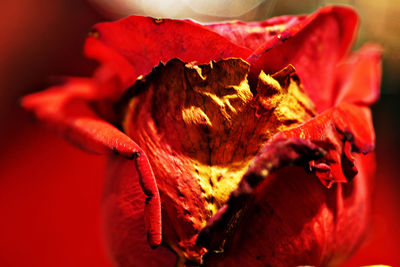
[0,0,399,266]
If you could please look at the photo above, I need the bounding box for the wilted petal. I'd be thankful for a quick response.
[21,6,381,266]
[199,103,375,263]
[203,153,374,266]
[276,104,375,185]
[120,58,316,262]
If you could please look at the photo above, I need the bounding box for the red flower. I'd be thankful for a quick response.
[22,6,382,267]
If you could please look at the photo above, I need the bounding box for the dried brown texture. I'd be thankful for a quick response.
[120,58,315,262]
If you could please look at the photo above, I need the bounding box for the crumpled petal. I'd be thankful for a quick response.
[248,6,359,111]
[198,103,375,261]
[85,16,253,99]
[333,43,382,106]
[203,153,374,266]
[21,78,162,248]
[275,104,375,186]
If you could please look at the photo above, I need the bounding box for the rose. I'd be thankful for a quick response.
[22,6,381,267]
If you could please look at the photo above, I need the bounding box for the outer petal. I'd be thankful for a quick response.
[85,37,137,100]
[198,104,375,261]
[333,43,382,106]
[103,155,177,267]
[204,15,306,51]
[21,79,162,248]
[85,16,253,97]
[22,79,139,157]
[248,6,359,111]
[204,153,374,266]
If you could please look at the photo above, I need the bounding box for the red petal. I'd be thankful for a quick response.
[197,138,325,251]
[204,15,306,51]
[198,104,374,253]
[248,6,359,111]
[278,104,374,152]
[103,156,177,266]
[84,38,137,100]
[85,16,252,95]
[21,79,162,248]
[205,154,373,266]
[333,43,382,106]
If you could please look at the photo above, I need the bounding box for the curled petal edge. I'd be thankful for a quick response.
[197,103,374,254]
[21,79,162,248]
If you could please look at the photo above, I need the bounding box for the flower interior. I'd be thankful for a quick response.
[119,58,316,262]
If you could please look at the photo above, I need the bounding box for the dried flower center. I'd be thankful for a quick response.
[120,58,315,261]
